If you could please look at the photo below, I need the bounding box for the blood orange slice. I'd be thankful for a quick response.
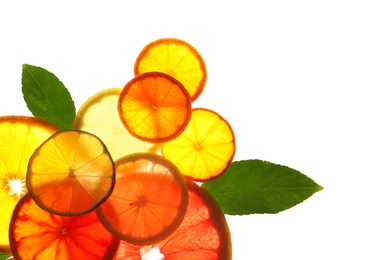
[9,193,119,260]
[113,181,232,260]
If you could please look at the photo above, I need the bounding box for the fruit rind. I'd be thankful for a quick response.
[118,72,192,143]
[26,129,116,216]
[97,152,189,246]
[134,38,207,102]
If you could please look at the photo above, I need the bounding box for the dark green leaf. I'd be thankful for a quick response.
[202,159,323,215]
[0,254,13,260]
[22,64,75,129]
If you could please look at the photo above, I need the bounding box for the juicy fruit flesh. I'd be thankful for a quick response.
[118,72,192,143]
[0,116,59,252]
[73,88,159,161]
[9,194,119,260]
[162,108,236,181]
[134,38,207,102]
[26,130,115,216]
[113,181,232,260]
[97,153,189,246]
[4,38,235,259]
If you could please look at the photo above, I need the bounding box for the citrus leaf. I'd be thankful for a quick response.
[0,254,13,260]
[202,159,323,215]
[21,64,75,129]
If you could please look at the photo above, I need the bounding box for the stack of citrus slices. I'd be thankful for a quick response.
[1,38,235,259]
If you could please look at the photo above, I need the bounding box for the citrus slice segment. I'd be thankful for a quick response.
[97,153,189,246]
[161,108,236,181]
[9,193,120,260]
[0,116,59,253]
[134,38,207,102]
[114,181,232,260]
[118,72,192,143]
[26,130,115,216]
[73,88,159,160]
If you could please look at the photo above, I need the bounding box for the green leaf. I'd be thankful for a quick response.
[202,159,323,215]
[0,254,13,260]
[21,64,76,129]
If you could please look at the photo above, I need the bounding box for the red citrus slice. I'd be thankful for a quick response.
[114,181,232,260]
[9,193,119,260]
[97,153,189,246]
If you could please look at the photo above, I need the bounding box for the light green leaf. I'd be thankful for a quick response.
[0,254,13,260]
[22,64,75,129]
[202,159,323,215]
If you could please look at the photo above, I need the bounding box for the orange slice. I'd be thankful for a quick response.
[161,108,236,181]
[0,116,59,253]
[118,72,192,143]
[114,181,232,260]
[9,193,119,260]
[97,153,189,246]
[26,130,115,216]
[134,38,207,102]
[73,88,159,161]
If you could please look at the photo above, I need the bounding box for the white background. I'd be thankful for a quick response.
[1,1,389,259]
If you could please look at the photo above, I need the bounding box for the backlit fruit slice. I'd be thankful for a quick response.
[97,153,189,246]
[114,181,232,260]
[118,72,192,143]
[0,116,59,253]
[9,193,120,260]
[73,88,159,160]
[26,130,115,216]
[161,108,236,181]
[134,38,207,102]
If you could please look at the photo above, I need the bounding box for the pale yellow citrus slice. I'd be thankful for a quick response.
[134,38,207,102]
[26,130,115,216]
[161,108,236,181]
[73,88,159,161]
[0,116,59,253]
